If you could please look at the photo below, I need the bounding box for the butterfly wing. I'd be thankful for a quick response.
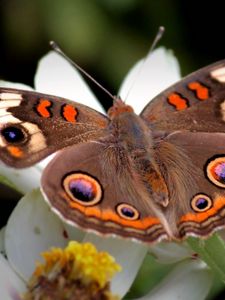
[42,141,169,243]
[141,59,225,133]
[156,131,225,239]
[139,59,225,239]
[0,88,109,167]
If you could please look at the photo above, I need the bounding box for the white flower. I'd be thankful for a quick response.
[0,47,212,299]
[0,253,26,300]
[132,260,212,300]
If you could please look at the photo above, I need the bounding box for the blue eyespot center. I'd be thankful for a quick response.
[195,197,209,210]
[69,178,95,202]
[213,162,225,183]
[121,207,135,218]
[1,126,25,143]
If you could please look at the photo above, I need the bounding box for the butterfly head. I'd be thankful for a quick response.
[107,97,134,119]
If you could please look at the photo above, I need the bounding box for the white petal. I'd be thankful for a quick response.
[83,233,148,297]
[119,47,181,113]
[34,51,104,113]
[0,164,41,194]
[134,260,212,300]
[35,153,56,171]
[0,253,26,299]
[0,80,33,91]
[5,189,84,280]
[149,242,194,264]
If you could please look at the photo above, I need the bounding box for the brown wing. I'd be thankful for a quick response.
[0,88,109,167]
[141,59,225,133]
[155,131,225,239]
[42,142,169,243]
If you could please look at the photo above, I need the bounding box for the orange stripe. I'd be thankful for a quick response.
[7,146,23,157]
[167,93,188,110]
[36,99,52,118]
[180,196,225,223]
[66,195,160,229]
[188,82,209,100]
[85,206,101,218]
[62,104,78,123]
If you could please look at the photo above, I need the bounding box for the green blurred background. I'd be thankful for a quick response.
[0,0,224,109]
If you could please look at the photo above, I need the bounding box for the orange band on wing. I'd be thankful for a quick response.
[7,146,23,158]
[180,196,225,223]
[61,104,78,123]
[36,99,52,118]
[167,93,189,110]
[188,82,209,100]
[65,193,160,229]
[101,209,160,229]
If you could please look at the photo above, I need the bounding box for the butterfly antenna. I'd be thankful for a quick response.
[122,26,165,102]
[50,41,115,101]
[149,26,165,54]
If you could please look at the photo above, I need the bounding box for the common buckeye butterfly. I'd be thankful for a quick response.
[1,57,225,244]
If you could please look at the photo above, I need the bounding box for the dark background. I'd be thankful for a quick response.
[0,0,224,110]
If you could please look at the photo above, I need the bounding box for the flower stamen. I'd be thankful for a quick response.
[23,241,121,300]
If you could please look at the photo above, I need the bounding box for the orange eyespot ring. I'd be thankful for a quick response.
[63,172,103,206]
[191,194,212,212]
[116,203,140,220]
[206,156,225,188]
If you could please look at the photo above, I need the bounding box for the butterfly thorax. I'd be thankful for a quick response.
[107,97,153,149]
[110,110,152,149]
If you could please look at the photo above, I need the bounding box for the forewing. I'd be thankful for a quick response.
[0,88,109,167]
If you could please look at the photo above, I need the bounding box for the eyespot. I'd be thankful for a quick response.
[1,125,26,144]
[116,203,140,220]
[63,172,103,206]
[191,194,212,212]
[206,156,225,188]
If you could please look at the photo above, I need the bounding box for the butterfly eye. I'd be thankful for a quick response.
[191,194,212,212]
[206,156,225,188]
[1,125,26,144]
[117,203,140,220]
[63,173,103,206]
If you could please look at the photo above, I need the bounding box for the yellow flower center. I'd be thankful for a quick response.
[23,241,121,300]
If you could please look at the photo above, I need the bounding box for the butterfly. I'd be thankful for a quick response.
[0,58,225,244]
